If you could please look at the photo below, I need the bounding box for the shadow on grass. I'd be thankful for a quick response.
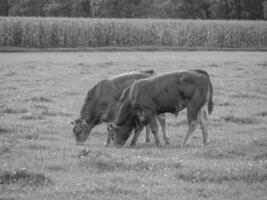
[27,144,48,151]
[41,110,72,117]
[90,184,139,196]
[254,153,267,160]
[0,169,52,186]
[5,72,17,77]
[46,164,69,172]
[77,148,183,173]
[0,144,12,154]
[258,62,267,67]
[1,108,28,114]
[0,128,12,135]
[33,105,49,110]
[197,148,246,160]
[26,96,53,103]
[205,138,267,161]
[217,102,232,107]
[22,115,45,120]
[62,91,81,96]
[253,137,267,147]
[255,111,267,117]
[176,168,267,184]
[77,149,153,172]
[231,93,267,100]
[222,115,258,125]
[207,63,220,68]
[24,133,39,140]
[224,61,238,66]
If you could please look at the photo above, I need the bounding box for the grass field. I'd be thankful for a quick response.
[0,51,267,200]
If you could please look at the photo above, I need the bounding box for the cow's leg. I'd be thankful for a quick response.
[199,106,209,145]
[182,104,198,147]
[130,126,144,147]
[104,123,112,146]
[182,121,198,147]
[157,114,170,145]
[145,126,151,143]
[149,116,160,146]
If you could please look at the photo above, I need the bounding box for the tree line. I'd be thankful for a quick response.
[0,0,264,20]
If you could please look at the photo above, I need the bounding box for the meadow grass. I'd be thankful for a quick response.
[0,17,266,49]
[0,51,266,200]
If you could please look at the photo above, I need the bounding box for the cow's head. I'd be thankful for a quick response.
[71,118,92,144]
[108,123,134,146]
[105,87,134,146]
[108,111,149,147]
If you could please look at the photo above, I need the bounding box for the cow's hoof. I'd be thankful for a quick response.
[203,141,210,146]
[155,141,160,146]
[104,142,111,147]
[144,139,150,143]
[129,143,136,148]
[164,140,170,145]
[180,143,188,148]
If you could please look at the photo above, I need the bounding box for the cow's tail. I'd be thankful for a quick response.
[207,79,214,115]
[196,70,213,115]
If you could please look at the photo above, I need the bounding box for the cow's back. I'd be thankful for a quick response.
[129,72,181,112]
[88,71,155,122]
[128,71,210,114]
[108,72,154,97]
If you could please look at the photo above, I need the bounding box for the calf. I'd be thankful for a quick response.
[71,70,170,146]
[110,70,213,147]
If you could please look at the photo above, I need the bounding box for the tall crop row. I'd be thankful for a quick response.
[0,17,266,49]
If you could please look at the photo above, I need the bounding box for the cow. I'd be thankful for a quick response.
[109,69,213,147]
[71,70,170,146]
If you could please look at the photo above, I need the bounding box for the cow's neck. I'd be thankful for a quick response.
[79,112,97,135]
[79,102,96,127]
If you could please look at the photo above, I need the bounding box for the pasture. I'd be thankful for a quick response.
[0,51,267,200]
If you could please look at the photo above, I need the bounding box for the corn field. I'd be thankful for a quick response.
[0,17,266,49]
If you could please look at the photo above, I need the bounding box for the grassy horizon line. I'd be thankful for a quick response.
[0,46,267,53]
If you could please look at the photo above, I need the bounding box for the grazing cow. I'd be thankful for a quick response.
[109,70,213,147]
[71,70,169,146]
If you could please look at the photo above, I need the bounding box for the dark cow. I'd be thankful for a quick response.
[109,70,213,147]
[71,70,169,146]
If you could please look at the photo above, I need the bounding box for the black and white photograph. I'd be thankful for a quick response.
[0,0,266,199]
